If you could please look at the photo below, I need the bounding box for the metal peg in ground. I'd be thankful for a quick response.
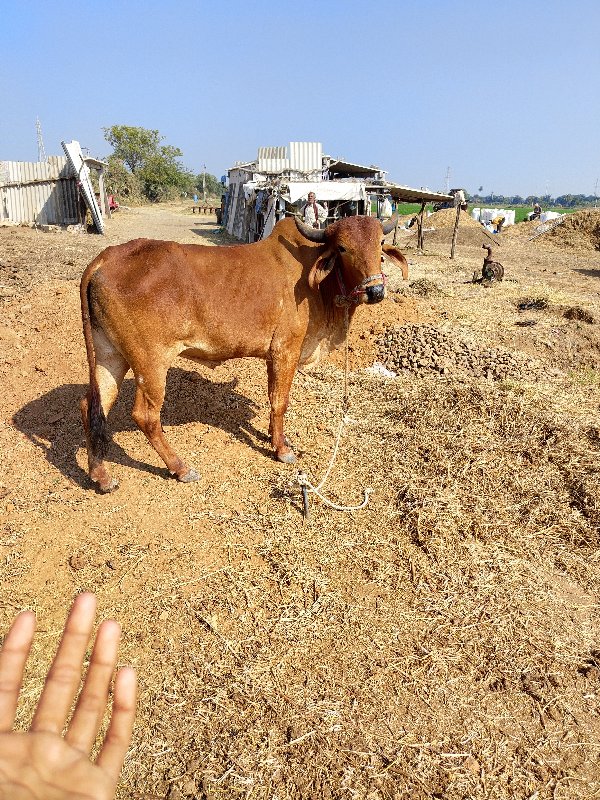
[473,245,504,286]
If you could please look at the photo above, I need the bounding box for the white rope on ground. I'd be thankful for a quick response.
[296,303,373,513]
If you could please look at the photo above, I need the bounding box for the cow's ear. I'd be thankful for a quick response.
[382,245,409,280]
[308,250,336,291]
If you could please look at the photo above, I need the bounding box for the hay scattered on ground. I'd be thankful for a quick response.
[117,375,600,799]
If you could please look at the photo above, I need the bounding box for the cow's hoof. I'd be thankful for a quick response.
[179,468,200,483]
[97,477,119,493]
[277,450,297,464]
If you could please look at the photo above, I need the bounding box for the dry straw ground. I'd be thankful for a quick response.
[1,205,600,799]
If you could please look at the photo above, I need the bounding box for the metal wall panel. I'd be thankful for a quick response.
[289,142,322,175]
[0,156,79,225]
[257,146,288,174]
[257,157,289,174]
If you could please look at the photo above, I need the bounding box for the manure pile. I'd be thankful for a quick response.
[378,323,538,380]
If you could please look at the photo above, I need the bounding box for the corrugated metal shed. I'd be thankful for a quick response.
[289,142,322,174]
[255,142,324,176]
[0,156,79,225]
[257,146,288,174]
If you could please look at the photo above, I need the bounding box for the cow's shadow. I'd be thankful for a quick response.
[573,267,600,278]
[190,227,233,245]
[12,367,271,489]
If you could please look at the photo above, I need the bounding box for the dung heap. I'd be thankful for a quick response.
[377,323,538,381]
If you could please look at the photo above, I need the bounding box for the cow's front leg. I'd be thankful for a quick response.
[266,351,299,463]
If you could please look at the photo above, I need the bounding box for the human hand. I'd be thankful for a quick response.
[0,593,136,800]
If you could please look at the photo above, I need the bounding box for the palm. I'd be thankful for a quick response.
[0,732,119,799]
[0,595,136,800]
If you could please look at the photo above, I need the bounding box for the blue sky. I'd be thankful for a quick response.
[2,0,598,198]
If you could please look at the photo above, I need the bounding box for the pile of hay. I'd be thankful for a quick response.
[544,210,600,251]
[409,208,498,248]
[424,208,484,230]
[504,211,600,252]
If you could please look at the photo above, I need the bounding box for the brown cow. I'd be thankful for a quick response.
[79,214,408,492]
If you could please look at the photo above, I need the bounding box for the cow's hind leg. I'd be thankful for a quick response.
[80,329,129,492]
[131,368,199,482]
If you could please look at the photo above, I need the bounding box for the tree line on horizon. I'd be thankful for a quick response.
[103,125,223,203]
[464,191,598,208]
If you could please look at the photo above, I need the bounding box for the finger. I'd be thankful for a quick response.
[31,592,97,733]
[0,610,36,731]
[96,666,137,781]
[65,619,121,754]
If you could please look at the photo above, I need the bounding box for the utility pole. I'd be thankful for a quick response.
[202,163,206,203]
[594,178,599,208]
[36,117,47,162]
[445,166,451,193]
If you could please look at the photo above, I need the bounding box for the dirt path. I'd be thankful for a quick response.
[1,205,599,799]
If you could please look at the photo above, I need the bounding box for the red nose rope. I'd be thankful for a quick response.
[334,264,387,306]
[297,264,384,519]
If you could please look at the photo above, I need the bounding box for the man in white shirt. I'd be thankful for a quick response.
[302,192,327,229]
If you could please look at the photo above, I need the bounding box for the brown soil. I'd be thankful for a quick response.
[1,204,600,799]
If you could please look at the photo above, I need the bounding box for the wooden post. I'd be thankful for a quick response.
[98,169,109,218]
[417,201,426,250]
[450,203,461,259]
[392,213,399,245]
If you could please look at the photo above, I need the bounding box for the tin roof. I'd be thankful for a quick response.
[327,159,382,178]
[368,183,454,204]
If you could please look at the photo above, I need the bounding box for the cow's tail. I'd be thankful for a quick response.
[80,265,109,459]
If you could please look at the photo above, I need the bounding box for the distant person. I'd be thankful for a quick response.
[0,593,136,800]
[491,215,505,233]
[531,201,542,220]
[379,195,393,219]
[302,192,327,229]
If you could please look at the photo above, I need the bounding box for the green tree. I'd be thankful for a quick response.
[140,149,195,202]
[104,155,143,200]
[103,125,194,202]
[103,126,161,173]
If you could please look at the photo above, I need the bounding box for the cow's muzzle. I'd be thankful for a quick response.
[334,266,387,306]
[366,283,385,304]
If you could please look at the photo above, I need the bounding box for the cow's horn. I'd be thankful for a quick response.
[294,216,327,242]
[381,214,399,235]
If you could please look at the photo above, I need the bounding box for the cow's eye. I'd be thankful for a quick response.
[338,245,346,253]
[381,239,385,246]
